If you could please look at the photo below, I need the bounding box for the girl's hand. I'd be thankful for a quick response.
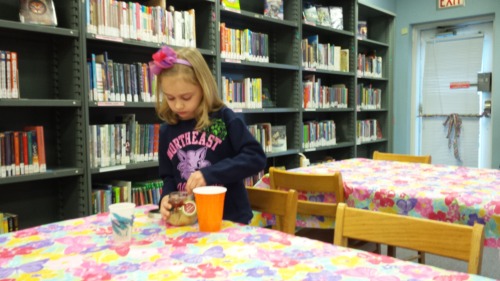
[186,171,207,194]
[160,195,172,221]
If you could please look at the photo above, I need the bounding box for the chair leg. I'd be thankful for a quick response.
[418,251,425,264]
[387,245,396,257]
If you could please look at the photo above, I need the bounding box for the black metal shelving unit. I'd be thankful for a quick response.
[0,0,87,229]
[0,0,394,229]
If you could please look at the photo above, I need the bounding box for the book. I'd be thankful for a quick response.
[24,126,46,172]
[316,6,331,27]
[115,114,136,164]
[0,133,5,178]
[264,0,283,20]
[358,21,367,40]
[221,0,240,10]
[271,125,287,153]
[340,48,349,72]
[329,6,343,30]
[19,0,58,26]
[303,5,318,24]
[10,51,19,99]
[110,180,133,203]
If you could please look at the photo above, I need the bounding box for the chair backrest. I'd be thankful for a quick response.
[333,203,485,274]
[373,150,432,164]
[269,166,344,220]
[246,186,298,235]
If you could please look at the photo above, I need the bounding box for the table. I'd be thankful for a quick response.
[0,205,495,280]
[252,158,500,248]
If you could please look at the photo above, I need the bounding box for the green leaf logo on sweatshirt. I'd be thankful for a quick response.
[204,118,227,140]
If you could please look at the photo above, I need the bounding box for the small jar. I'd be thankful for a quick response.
[166,191,197,226]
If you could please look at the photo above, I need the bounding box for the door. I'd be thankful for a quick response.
[413,18,493,168]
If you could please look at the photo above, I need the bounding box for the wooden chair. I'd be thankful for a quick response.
[269,167,345,244]
[334,203,485,274]
[246,186,298,235]
[373,150,431,262]
[373,150,432,164]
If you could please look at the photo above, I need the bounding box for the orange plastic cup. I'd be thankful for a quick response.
[193,186,227,232]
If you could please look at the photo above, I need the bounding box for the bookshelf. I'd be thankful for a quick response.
[299,0,357,164]
[355,2,394,158]
[0,0,394,229]
[0,0,87,229]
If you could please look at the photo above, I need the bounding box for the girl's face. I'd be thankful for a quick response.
[161,75,203,120]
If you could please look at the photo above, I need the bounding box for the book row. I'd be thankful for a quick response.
[303,75,348,109]
[219,23,270,63]
[303,120,337,149]
[221,76,264,109]
[0,126,46,178]
[89,120,160,168]
[247,123,287,154]
[357,52,383,78]
[0,50,19,99]
[243,169,265,187]
[0,212,18,234]
[357,119,383,144]
[86,0,196,47]
[356,84,382,110]
[88,52,157,102]
[303,4,344,30]
[302,35,349,72]
[92,179,163,214]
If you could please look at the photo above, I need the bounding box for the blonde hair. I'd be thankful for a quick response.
[155,47,224,131]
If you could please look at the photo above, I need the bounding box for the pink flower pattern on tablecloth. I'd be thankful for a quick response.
[251,158,500,248]
[0,205,496,281]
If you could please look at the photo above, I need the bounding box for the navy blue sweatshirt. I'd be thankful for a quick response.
[158,106,267,224]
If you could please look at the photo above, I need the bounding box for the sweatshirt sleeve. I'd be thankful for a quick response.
[158,124,177,205]
[200,109,267,185]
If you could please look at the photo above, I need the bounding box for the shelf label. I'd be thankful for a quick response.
[97,101,125,106]
[99,165,126,173]
[224,59,241,63]
[95,35,124,43]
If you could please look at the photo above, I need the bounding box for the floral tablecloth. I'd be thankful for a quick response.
[0,205,496,280]
[251,158,500,248]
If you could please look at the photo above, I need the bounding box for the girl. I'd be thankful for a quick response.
[152,46,267,224]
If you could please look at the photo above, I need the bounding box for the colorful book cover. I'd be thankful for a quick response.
[24,126,46,172]
[264,0,283,20]
[329,6,343,30]
[19,0,58,26]
[303,5,318,24]
[271,125,287,152]
[221,0,240,10]
[316,6,331,27]
[357,21,368,39]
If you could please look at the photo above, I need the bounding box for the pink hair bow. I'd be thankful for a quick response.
[150,46,191,75]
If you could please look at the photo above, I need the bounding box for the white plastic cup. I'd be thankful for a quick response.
[109,202,136,243]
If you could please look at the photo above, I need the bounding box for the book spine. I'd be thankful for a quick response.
[0,133,5,178]
[10,51,19,98]
[0,51,6,99]
[4,131,12,176]
[13,131,20,176]
[5,51,11,98]
[24,126,46,173]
